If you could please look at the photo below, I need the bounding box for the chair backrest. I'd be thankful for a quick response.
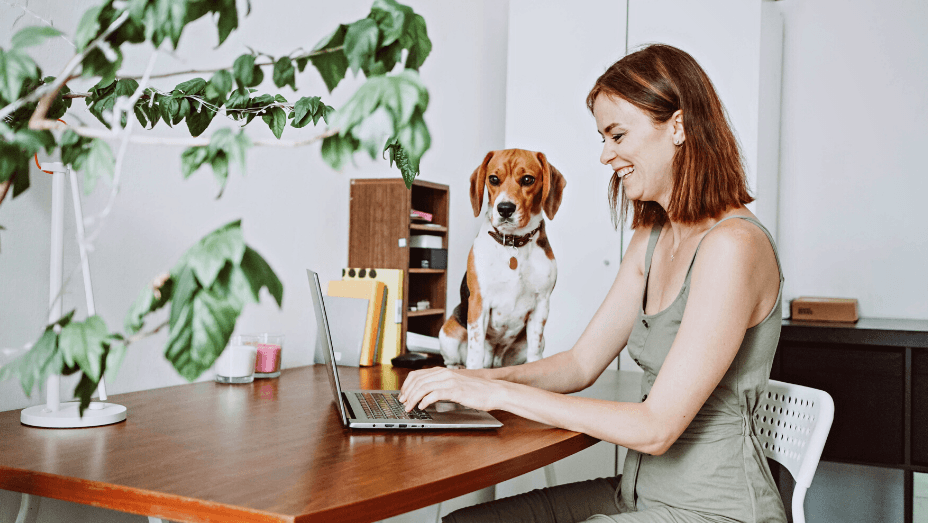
[753,380,834,523]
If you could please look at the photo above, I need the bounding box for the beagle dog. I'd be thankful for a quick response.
[439,149,566,369]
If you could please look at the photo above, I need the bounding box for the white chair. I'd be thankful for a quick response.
[753,379,835,523]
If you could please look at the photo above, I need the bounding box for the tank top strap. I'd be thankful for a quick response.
[684,216,784,283]
[643,222,663,277]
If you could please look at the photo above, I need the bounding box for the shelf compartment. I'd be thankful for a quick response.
[410,224,448,233]
[408,308,446,317]
[409,268,445,274]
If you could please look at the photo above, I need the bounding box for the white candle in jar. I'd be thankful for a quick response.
[214,343,258,378]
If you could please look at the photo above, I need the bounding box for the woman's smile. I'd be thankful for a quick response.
[615,165,635,179]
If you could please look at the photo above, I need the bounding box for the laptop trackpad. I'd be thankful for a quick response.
[433,401,472,412]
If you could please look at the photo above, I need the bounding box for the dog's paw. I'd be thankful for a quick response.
[445,363,465,370]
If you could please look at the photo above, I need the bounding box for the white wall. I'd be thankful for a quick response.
[776,0,928,320]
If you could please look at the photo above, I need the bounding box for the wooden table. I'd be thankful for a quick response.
[0,365,641,523]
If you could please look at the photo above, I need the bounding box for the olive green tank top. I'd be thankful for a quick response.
[617,216,788,523]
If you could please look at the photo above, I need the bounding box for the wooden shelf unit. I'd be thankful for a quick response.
[348,178,450,356]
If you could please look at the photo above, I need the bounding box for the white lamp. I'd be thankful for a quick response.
[20,162,126,428]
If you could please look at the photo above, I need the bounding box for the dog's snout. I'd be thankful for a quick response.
[496,201,516,218]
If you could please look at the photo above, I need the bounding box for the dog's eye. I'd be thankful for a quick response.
[488,175,500,186]
[520,175,535,186]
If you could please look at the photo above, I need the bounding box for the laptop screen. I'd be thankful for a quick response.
[306,269,349,426]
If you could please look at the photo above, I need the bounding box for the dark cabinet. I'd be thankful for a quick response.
[772,318,928,523]
[774,342,905,464]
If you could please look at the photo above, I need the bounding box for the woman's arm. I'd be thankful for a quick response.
[449,226,651,393]
[400,219,779,455]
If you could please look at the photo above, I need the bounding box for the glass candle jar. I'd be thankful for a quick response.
[254,333,284,378]
[214,334,259,384]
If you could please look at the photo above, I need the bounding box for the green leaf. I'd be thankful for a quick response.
[370,0,411,47]
[310,24,349,92]
[262,106,286,139]
[58,315,108,382]
[272,57,296,90]
[398,109,430,162]
[181,145,209,178]
[175,77,206,96]
[233,54,256,90]
[216,0,238,45]
[354,106,394,159]
[164,285,239,380]
[11,26,63,49]
[179,220,247,289]
[12,129,55,156]
[295,56,309,72]
[125,276,174,334]
[0,48,40,102]
[403,14,432,70]
[104,340,127,382]
[81,139,115,194]
[12,162,30,198]
[74,6,102,51]
[169,265,199,328]
[185,103,215,137]
[321,134,359,171]
[0,329,59,397]
[291,96,321,128]
[210,151,229,194]
[207,69,233,99]
[240,246,283,307]
[344,19,379,75]
[173,97,190,125]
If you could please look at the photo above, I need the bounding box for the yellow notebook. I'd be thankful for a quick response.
[327,280,387,366]
[343,268,404,364]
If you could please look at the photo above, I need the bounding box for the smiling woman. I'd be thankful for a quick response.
[400,43,786,523]
[587,44,753,230]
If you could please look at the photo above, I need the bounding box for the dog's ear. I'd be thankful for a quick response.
[537,152,567,219]
[470,151,494,217]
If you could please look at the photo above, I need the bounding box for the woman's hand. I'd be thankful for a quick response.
[399,367,505,412]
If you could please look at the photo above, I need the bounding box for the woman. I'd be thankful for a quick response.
[399,43,787,523]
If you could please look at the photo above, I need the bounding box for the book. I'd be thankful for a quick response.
[327,280,387,366]
[316,296,370,366]
[343,268,405,364]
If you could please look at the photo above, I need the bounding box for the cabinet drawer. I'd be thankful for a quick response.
[776,342,905,465]
[913,351,928,466]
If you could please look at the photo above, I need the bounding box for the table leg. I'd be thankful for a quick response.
[905,469,913,523]
[14,494,40,523]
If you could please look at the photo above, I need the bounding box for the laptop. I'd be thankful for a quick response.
[307,269,502,429]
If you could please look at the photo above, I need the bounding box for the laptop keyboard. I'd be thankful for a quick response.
[357,392,433,420]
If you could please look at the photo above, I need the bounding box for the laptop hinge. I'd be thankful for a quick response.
[342,392,358,420]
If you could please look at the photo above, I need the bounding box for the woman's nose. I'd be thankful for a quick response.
[600,144,614,166]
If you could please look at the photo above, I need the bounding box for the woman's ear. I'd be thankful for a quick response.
[470,151,495,217]
[671,109,685,146]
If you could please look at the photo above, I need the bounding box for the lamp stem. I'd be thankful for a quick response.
[46,167,65,412]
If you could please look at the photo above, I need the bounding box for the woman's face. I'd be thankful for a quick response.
[593,94,680,208]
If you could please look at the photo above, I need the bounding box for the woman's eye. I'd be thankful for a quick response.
[520,175,535,186]
[612,133,625,143]
[488,175,500,186]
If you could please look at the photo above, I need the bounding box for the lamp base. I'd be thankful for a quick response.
[21,402,127,428]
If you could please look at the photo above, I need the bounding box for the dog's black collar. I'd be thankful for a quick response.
[488,221,544,248]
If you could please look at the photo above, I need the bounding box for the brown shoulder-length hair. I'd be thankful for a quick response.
[586,44,753,229]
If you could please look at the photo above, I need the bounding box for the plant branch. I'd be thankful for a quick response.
[0,178,12,205]
[84,49,160,242]
[26,11,130,132]
[119,46,344,81]
[126,319,169,344]
[42,121,339,147]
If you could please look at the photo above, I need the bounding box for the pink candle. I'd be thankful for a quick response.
[255,343,282,376]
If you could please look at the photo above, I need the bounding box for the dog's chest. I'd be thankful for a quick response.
[473,237,555,328]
